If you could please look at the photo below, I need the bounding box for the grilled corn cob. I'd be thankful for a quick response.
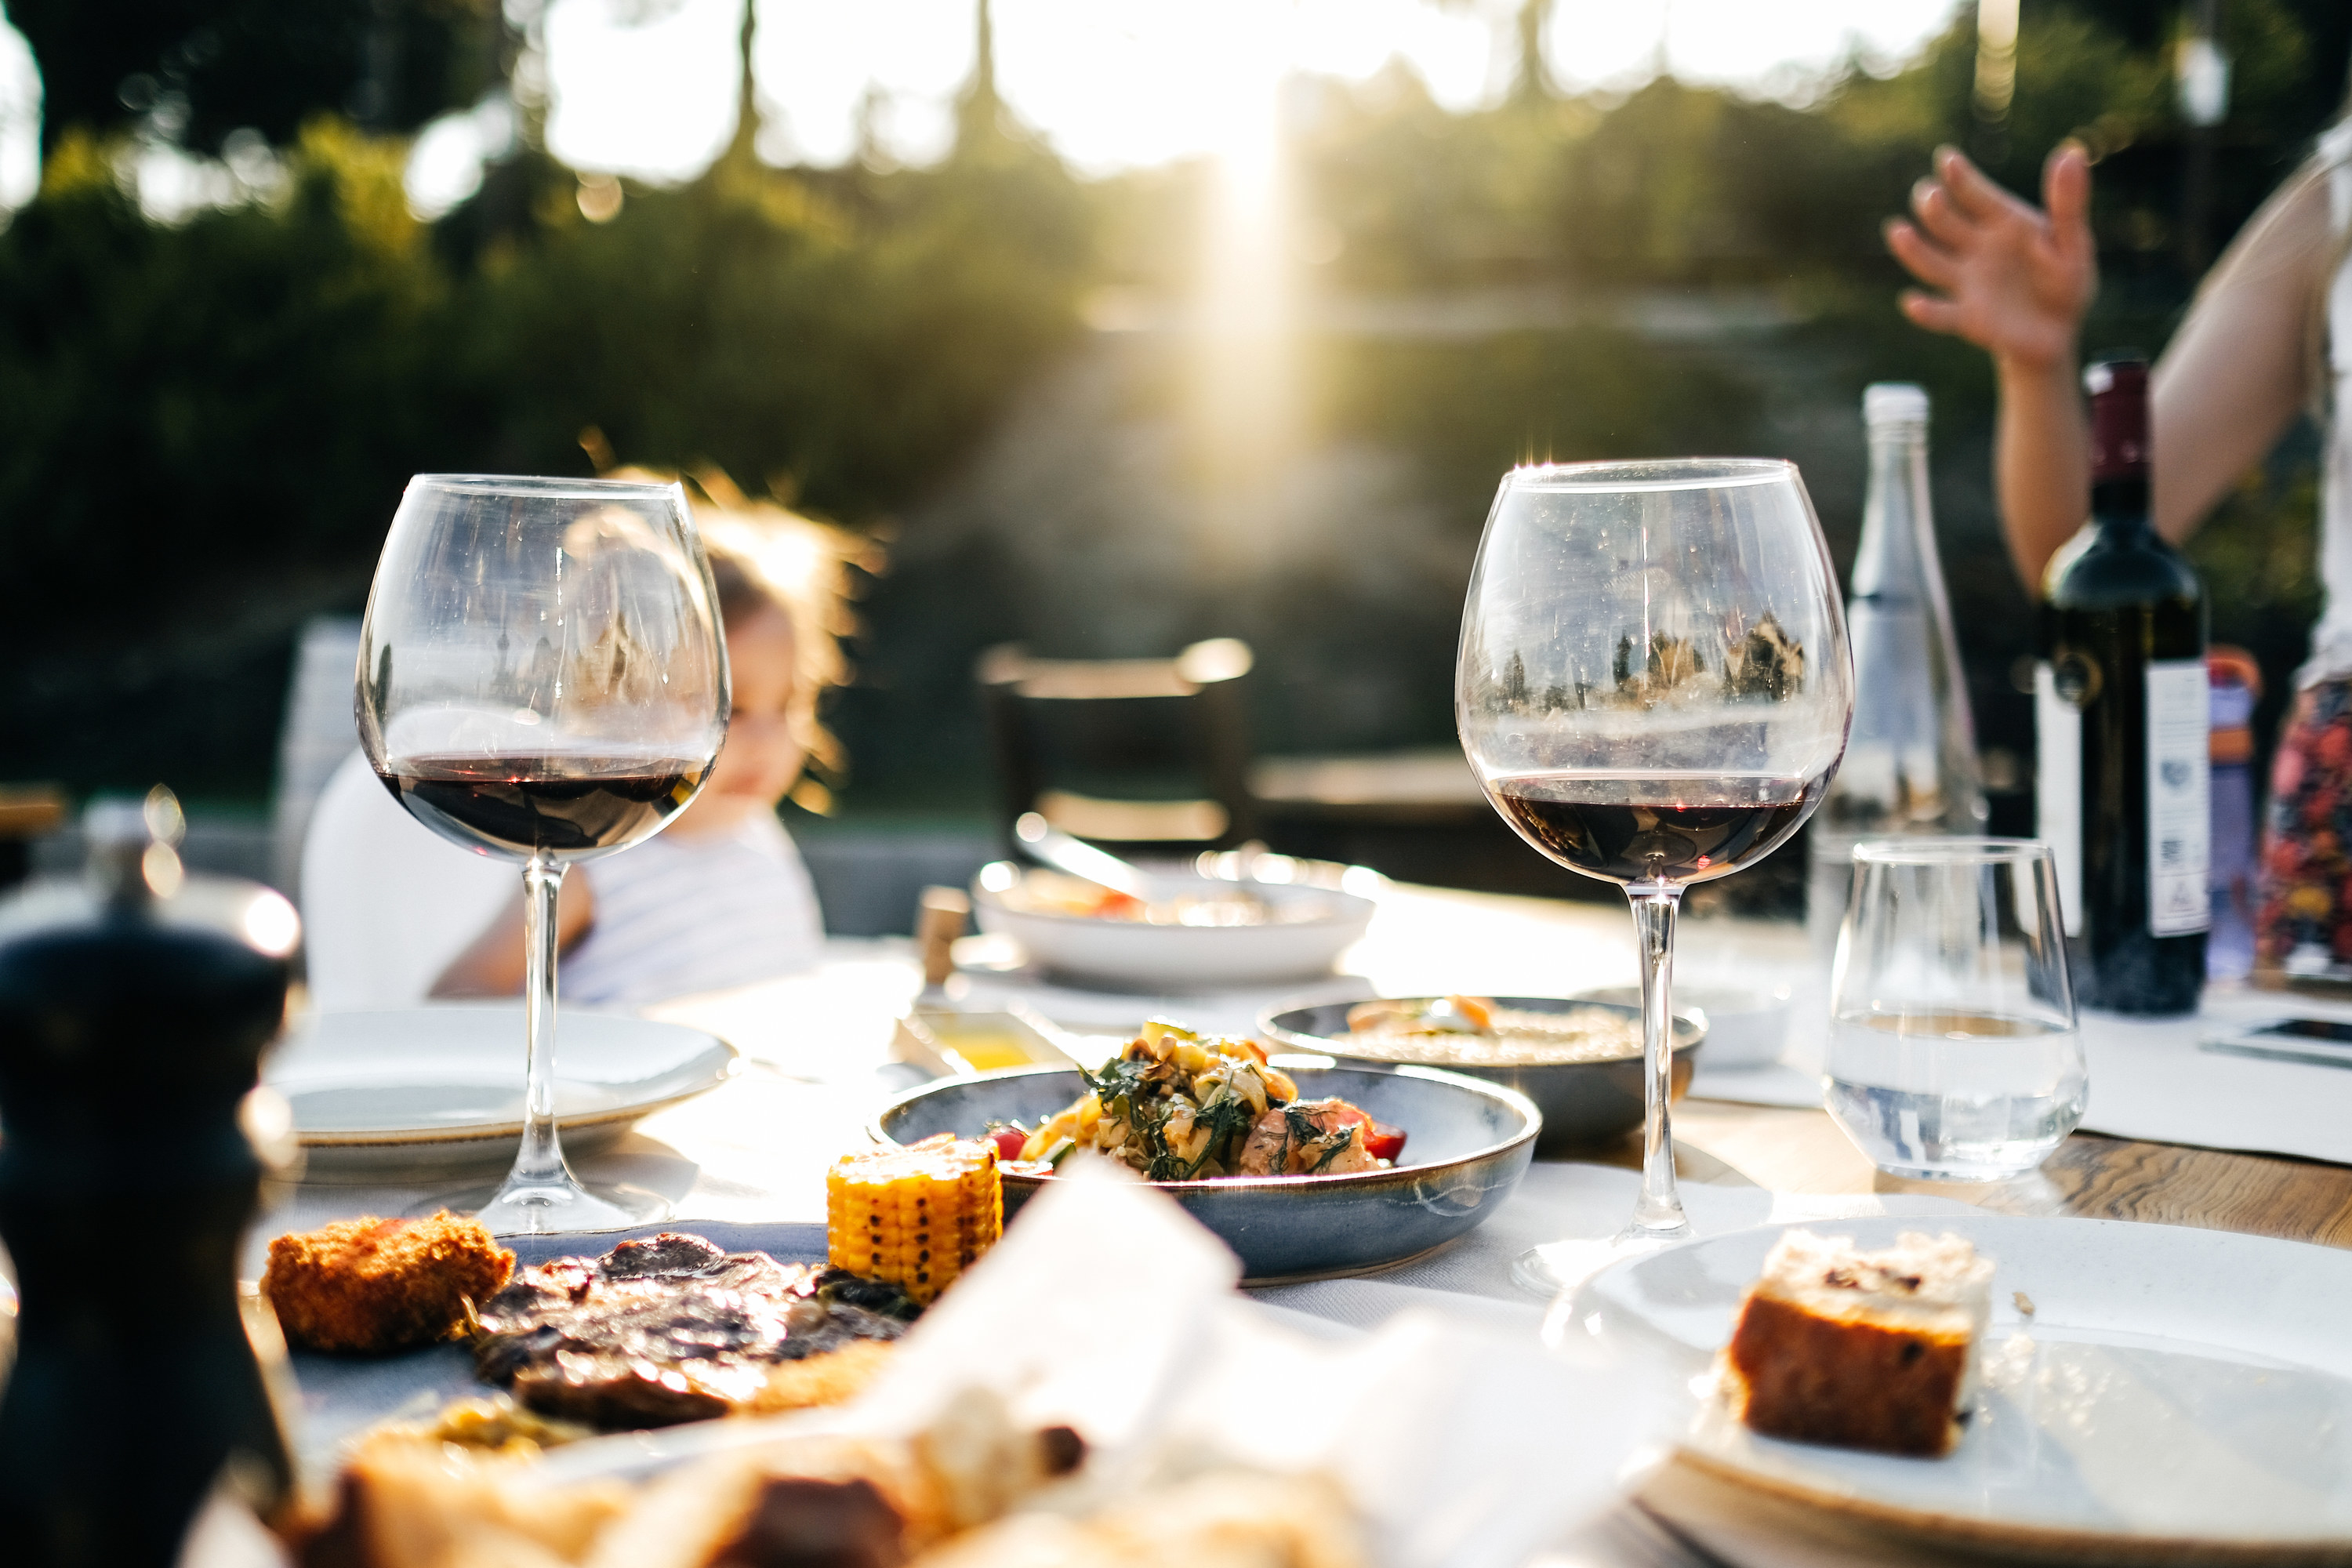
[827,1134,1002,1305]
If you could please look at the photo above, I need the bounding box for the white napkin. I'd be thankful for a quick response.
[842,1163,1671,1568]
[1694,976,2352,1167]
[2070,986,2352,1163]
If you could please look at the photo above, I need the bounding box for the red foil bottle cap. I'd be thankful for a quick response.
[2084,356,2149,481]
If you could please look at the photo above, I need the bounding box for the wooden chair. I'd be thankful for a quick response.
[976,638,1257,852]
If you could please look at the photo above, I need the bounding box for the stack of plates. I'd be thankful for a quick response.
[266,1006,737,1174]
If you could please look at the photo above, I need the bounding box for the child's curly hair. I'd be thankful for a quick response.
[594,442,884,815]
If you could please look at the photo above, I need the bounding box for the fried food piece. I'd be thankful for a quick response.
[826,1136,1000,1305]
[296,1430,628,1568]
[585,1388,1080,1568]
[906,1472,1366,1568]
[585,1435,949,1568]
[705,1475,908,1568]
[740,1340,898,1416]
[264,1211,514,1355]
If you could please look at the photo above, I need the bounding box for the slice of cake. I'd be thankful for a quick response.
[1722,1229,1993,1457]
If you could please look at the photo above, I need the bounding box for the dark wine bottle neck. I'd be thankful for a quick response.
[2090,474,2151,535]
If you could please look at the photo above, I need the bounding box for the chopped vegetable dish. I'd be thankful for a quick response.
[1008,1020,1405,1181]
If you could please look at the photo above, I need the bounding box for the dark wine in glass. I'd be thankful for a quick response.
[1488,773,1821,884]
[1456,459,1853,1296]
[377,755,710,859]
[358,475,729,1235]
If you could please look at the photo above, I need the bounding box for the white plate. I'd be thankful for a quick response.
[1573,1214,2352,1563]
[267,1006,738,1173]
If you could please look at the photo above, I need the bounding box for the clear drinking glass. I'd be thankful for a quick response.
[1457,459,1853,1295]
[357,475,728,1234]
[1826,838,2085,1180]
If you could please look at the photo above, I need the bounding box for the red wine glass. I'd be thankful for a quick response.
[357,475,728,1234]
[1455,459,1852,1295]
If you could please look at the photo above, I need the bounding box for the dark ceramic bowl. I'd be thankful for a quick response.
[1258,996,1704,1152]
[870,1064,1539,1283]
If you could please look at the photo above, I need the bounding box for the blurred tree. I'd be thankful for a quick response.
[10,0,505,153]
[457,149,1092,521]
[0,103,1091,796]
[3,0,2343,811]
[0,122,449,793]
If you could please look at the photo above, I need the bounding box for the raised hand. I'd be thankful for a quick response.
[1885,143,2096,372]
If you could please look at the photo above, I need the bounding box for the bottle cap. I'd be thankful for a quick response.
[2085,353,2150,481]
[1863,383,1929,427]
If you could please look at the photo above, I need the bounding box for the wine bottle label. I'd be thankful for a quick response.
[2145,659,2212,935]
[2034,661,2083,938]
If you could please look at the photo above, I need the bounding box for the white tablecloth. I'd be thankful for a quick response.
[247,899,2352,1568]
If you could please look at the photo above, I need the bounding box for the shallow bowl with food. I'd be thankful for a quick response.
[871,1063,1537,1283]
[971,863,1376,990]
[1258,996,1703,1151]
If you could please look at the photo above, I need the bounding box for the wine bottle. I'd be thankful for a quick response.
[2037,355,2209,1014]
[1807,383,1987,961]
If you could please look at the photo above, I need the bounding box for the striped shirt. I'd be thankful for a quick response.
[559,811,825,1007]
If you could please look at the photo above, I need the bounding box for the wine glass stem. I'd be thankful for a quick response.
[509,855,573,1194]
[1627,882,1690,1240]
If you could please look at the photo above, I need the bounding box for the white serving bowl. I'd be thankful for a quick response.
[972,865,1375,990]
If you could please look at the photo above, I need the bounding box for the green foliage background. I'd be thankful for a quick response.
[0,126,1091,797]
[0,0,2344,808]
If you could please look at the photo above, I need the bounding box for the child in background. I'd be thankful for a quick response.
[432,475,873,1006]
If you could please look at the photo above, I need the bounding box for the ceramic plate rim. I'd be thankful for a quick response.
[271,1007,739,1146]
[1257,994,1703,1064]
[1581,1212,2352,1559]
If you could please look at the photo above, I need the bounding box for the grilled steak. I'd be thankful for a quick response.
[473,1232,916,1428]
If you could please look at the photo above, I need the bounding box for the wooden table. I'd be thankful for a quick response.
[1668,1103,2352,1250]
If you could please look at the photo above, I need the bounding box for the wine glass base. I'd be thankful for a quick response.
[1511,1221,1693,1300]
[416,1175,671,1236]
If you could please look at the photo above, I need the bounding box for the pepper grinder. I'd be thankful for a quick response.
[0,789,299,1565]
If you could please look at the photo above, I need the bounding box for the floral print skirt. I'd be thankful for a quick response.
[2257,677,2352,968]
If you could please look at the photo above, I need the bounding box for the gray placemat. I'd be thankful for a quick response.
[283,1220,827,1479]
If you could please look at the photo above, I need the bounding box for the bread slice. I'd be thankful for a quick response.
[1722,1229,1993,1457]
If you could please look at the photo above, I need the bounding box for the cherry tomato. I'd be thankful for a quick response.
[985,1126,1029,1163]
[1363,1120,1407,1162]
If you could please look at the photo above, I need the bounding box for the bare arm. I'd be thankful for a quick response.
[1888,143,2329,590]
[430,872,597,997]
[1886,143,2097,590]
[2149,168,2330,544]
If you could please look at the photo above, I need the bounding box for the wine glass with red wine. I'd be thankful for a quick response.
[1456,459,1851,1295]
[357,475,728,1234]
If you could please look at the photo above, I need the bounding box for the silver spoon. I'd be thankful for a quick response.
[1013,812,1161,901]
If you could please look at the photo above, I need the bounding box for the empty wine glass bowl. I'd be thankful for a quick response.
[1826,837,2085,1181]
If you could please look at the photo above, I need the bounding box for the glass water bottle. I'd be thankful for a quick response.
[1807,383,1988,961]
